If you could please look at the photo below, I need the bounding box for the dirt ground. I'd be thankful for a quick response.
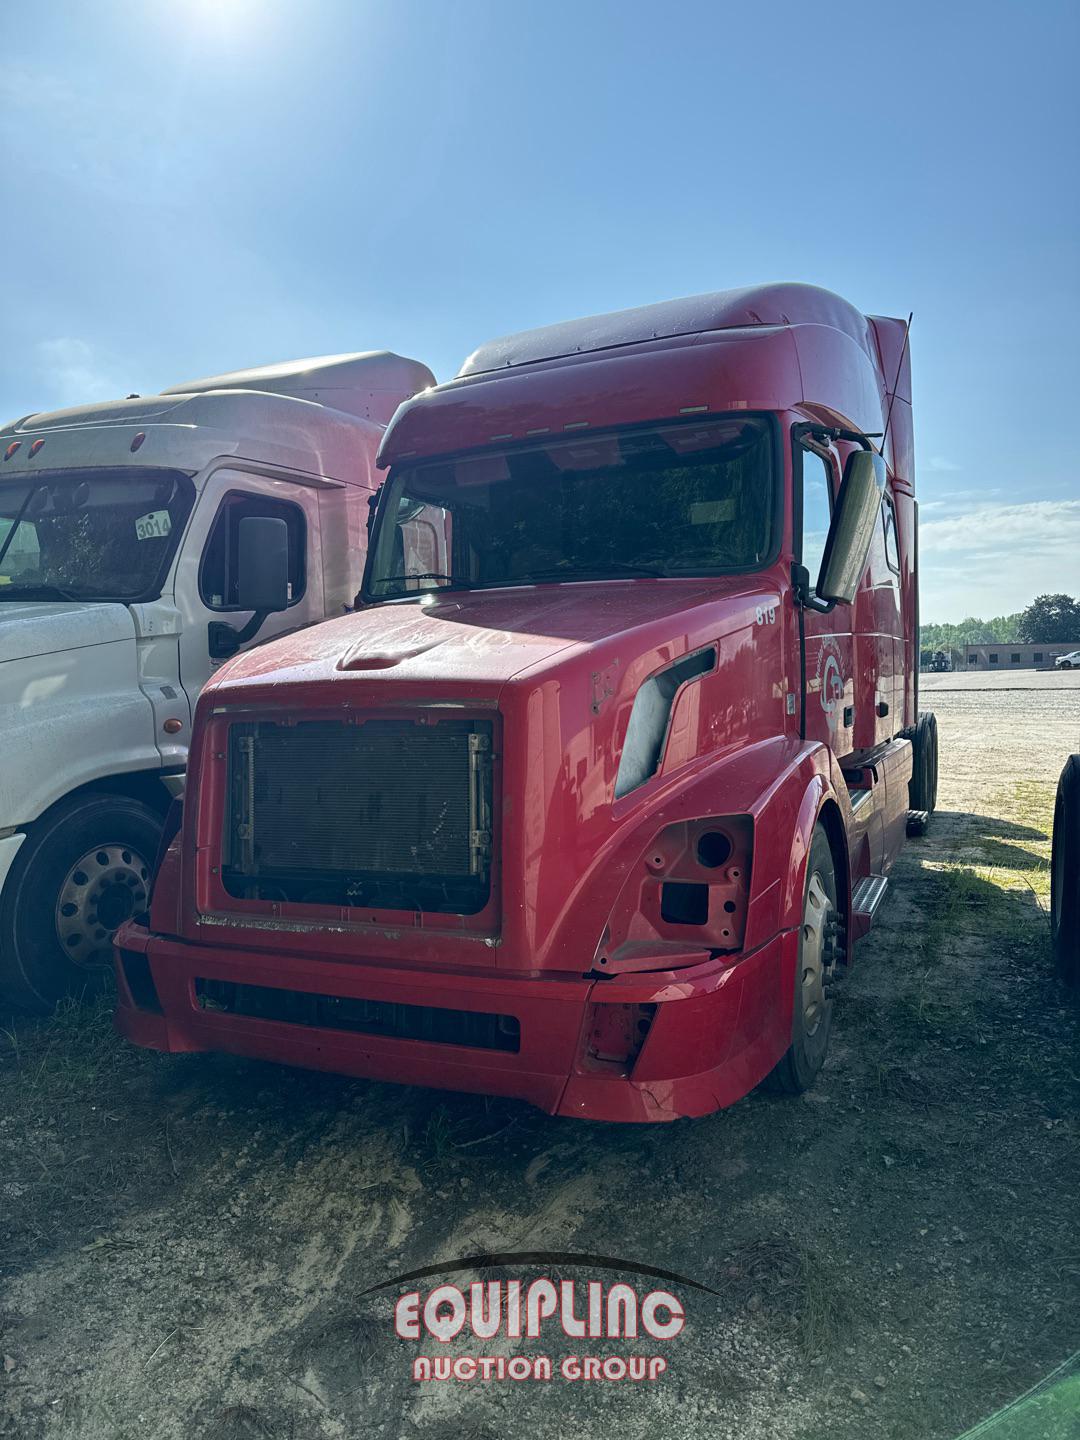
[2,674,1079,1440]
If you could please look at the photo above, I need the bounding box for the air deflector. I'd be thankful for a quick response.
[614,647,717,798]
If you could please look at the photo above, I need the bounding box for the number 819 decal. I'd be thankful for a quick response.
[755,604,777,625]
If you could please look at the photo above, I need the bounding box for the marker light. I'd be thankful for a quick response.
[131,431,146,452]
[3,441,21,460]
[28,438,45,457]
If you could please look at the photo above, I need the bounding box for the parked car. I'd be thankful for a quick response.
[1054,650,1080,669]
[0,351,435,1013]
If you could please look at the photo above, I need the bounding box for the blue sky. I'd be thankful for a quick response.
[1,0,1077,622]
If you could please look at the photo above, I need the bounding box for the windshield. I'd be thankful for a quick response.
[0,467,194,602]
[366,415,775,598]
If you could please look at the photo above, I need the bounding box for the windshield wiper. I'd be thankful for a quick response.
[519,562,668,582]
[0,582,84,602]
[376,573,512,598]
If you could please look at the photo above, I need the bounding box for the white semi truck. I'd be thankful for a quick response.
[0,351,434,1012]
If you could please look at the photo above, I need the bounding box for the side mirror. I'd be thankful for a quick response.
[816,451,886,605]
[236,515,290,614]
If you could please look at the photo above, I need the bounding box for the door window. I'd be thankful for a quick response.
[800,447,833,589]
[200,493,305,610]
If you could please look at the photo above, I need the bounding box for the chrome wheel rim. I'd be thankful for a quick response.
[55,844,151,969]
[800,871,833,1035]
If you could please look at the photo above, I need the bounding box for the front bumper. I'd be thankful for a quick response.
[114,924,797,1122]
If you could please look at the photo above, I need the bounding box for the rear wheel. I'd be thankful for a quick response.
[0,794,162,1015]
[1051,755,1080,992]
[909,710,939,815]
[765,825,839,1094]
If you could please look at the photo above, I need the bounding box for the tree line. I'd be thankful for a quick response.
[921,594,1080,653]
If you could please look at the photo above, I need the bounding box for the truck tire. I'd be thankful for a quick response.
[1051,755,1080,991]
[0,794,162,1015]
[909,711,939,815]
[764,825,837,1094]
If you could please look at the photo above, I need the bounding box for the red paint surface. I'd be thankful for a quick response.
[116,284,918,1122]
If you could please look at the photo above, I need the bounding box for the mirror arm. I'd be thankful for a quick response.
[794,422,878,454]
[366,485,382,540]
[208,610,269,660]
[791,563,836,614]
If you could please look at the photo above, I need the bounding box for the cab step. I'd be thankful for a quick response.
[906,809,930,837]
[851,874,889,940]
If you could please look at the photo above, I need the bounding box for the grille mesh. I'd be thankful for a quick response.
[221,717,493,912]
[196,979,520,1052]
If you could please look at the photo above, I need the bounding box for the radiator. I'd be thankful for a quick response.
[221,716,493,913]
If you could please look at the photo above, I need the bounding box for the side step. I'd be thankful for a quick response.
[851,874,889,941]
[907,809,930,837]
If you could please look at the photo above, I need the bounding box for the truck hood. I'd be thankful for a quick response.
[209,577,762,694]
[0,600,135,664]
[186,572,788,973]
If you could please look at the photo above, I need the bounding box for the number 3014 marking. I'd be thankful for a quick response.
[755,605,776,625]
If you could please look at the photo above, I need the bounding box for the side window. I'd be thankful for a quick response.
[800,447,833,588]
[200,493,305,610]
[0,519,39,578]
[882,495,901,573]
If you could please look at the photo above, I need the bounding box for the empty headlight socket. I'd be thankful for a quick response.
[596,815,753,969]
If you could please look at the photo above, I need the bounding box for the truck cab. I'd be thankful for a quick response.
[0,351,434,1012]
[115,285,938,1120]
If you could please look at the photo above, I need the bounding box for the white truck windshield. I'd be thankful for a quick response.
[366,416,775,598]
[0,468,194,602]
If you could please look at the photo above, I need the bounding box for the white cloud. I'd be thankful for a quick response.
[920,499,1080,555]
[924,456,961,473]
[34,338,121,408]
[919,499,1080,621]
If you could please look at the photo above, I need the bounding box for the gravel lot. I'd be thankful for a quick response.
[2,672,1079,1440]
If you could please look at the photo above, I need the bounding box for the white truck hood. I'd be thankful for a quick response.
[0,600,136,664]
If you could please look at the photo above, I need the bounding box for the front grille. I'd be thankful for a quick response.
[221,716,493,913]
[195,979,520,1053]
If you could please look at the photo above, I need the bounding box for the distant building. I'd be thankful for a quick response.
[961,641,1080,671]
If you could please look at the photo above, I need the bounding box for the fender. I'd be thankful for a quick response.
[774,755,852,941]
[0,636,162,829]
[566,736,850,977]
[781,771,829,924]
[739,739,851,939]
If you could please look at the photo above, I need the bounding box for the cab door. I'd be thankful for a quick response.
[174,468,324,706]
[880,490,905,728]
[797,436,856,760]
[850,487,903,751]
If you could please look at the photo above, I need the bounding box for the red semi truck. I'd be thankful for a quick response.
[115,283,939,1121]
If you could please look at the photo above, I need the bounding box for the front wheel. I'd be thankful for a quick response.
[764,825,839,1094]
[0,794,162,1014]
